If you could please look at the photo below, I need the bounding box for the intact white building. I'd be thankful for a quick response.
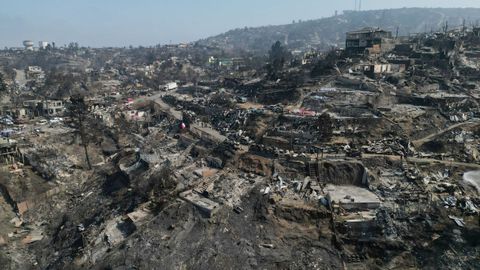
[164,82,178,91]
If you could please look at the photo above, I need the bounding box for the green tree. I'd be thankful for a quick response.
[267,41,290,80]
[68,94,92,169]
[0,73,7,95]
[67,42,80,55]
[311,49,339,77]
[316,113,334,142]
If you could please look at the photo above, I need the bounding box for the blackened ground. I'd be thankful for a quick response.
[94,190,342,270]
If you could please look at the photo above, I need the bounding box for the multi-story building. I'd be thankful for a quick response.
[346,27,394,55]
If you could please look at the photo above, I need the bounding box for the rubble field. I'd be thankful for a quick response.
[0,21,480,270]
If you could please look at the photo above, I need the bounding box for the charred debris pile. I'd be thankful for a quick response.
[0,26,479,269]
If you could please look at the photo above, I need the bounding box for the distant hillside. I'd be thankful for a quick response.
[197,8,480,53]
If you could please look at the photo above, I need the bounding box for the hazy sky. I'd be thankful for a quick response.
[1,0,480,47]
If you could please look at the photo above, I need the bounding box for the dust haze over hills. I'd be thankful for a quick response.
[197,8,480,52]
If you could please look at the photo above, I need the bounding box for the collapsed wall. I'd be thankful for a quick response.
[307,161,369,186]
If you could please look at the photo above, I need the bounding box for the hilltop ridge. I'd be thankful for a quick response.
[197,8,480,52]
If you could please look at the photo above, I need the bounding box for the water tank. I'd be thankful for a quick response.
[23,40,34,50]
